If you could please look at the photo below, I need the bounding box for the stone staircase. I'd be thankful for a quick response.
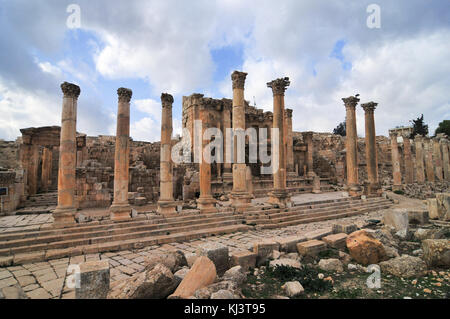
[16,192,58,215]
[0,196,393,266]
[243,196,393,229]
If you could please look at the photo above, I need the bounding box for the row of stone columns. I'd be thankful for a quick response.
[412,136,449,184]
[53,83,134,226]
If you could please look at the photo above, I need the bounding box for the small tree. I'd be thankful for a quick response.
[409,114,428,139]
[434,120,450,137]
[333,121,346,136]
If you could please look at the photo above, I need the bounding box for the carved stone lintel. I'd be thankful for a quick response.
[267,77,290,96]
[161,93,174,108]
[231,71,248,90]
[361,101,378,113]
[61,82,80,99]
[117,88,133,102]
[342,96,360,109]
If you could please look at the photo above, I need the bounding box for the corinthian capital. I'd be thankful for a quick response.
[361,101,378,113]
[231,71,247,90]
[60,82,80,99]
[285,108,293,118]
[117,88,133,102]
[267,77,290,96]
[161,93,174,108]
[342,96,360,109]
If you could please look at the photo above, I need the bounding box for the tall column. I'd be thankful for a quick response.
[390,133,402,191]
[110,88,132,222]
[414,136,425,183]
[222,101,232,179]
[441,139,449,181]
[197,103,216,213]
[267,77,291,208]
[361,102,379,194]
[342,96,361,196]
[158,93,177,215]
[285,109,295,174]
[433,137,443,181]
[424,138,435,182]
[41,147,52,193]
[53,82,80,226]
[28,145,39,196]
[402,135,414,184]
[230,71,252,211]
[303,132,314,177]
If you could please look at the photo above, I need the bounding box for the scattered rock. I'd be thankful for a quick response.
[422,239,450,267]
[281,281,304,297]
[379,255,427,278]
[435,193,450,220]
[414,228,447,241]
[383,209,409,234]
[210,289,238,299]
[270,258,301,269]
[230,251,257,271]
[346,230,387,265]
[173,267,190,286]
[197,242,229,276]
[145,250,187,273]
[223,266,247,286]
[383,245,400,259]
[318,258,344,272]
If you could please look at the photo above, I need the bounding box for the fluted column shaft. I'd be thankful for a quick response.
[53,82,80,226]
[402,136,414,184]
[425,138,435,182]
[41,147,52,193]
[361,102,379,194]
[441,139,450,181]
[285,109,294,173]
[414,136,425,183]
[304,132,314,177]
[110,88,132,221]
[342,96,360,195]
[433,138,443,181]
[390,133,402,190]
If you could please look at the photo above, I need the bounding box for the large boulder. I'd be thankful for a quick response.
[346,230,387,265]
[422,239,450,267]
[197,242,229,276]
[108,264,177,299]
[318,258,344,273]
[379,255,427,278]
[170,256,217,298]
[144,250,187,273]
[435,193,450,221]
[281,281,304,297]
[194,281,239,299]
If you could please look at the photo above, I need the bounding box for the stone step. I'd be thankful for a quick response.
[0,217,244,257]
[5,224,251,266]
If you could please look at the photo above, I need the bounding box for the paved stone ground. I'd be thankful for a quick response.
[0,192,393,299]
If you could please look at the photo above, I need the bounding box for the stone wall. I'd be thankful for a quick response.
[0,140,20,170]
[0,169,24,215]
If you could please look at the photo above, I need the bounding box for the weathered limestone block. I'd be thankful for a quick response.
[332,223,358,234]
[346,230,387,265]
[304,228,332,241]
[230,251,257,271]
[253,240,280,266]
[171,256,217,298]
[296,240,327,257]
[379,255,427,278]
[173,267,190,286]
[144,250,187,273]
[76,260,110,299]
[427,198,439,219]
[422,239,450,267]
[108,264,176,299]
[270,258,301,269]
[414,228,447,241]
[408,210,429,225]
[275,236,306,252]
[281,281,304,297]
[322,233,348,250]
[383,209,409,234]
[197,242,229,276]
[318,258,344,273]
[435,193,450,221]
[223,266,247,285]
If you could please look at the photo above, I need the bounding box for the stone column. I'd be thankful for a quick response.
[53,82,80,226]
[110,88,132,222]
[433,137,443,181]
[197,103,216,213]
[285,109,295,174]
[267,77,291,208]
[424,138,435,182]
[157,93,177,215]
[303,132,314,177]
[230,71,252,211]
[361,102,379,194]
[390,133,402,191]
[222,101,232,179]
[28,144,39,196]
[41,147,52,193]
[414,136,425,183]
[441,139,449,181]
[342,96,361,196]
[402,135,414,184]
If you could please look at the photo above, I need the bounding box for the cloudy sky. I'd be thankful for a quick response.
[0,0,449,142]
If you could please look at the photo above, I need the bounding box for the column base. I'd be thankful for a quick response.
[230,191,252,212]
[110,203,132,222]
[157,200,177,216]
[53,207,77,227]
[197,196,217,214]
[268,189,291,208]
